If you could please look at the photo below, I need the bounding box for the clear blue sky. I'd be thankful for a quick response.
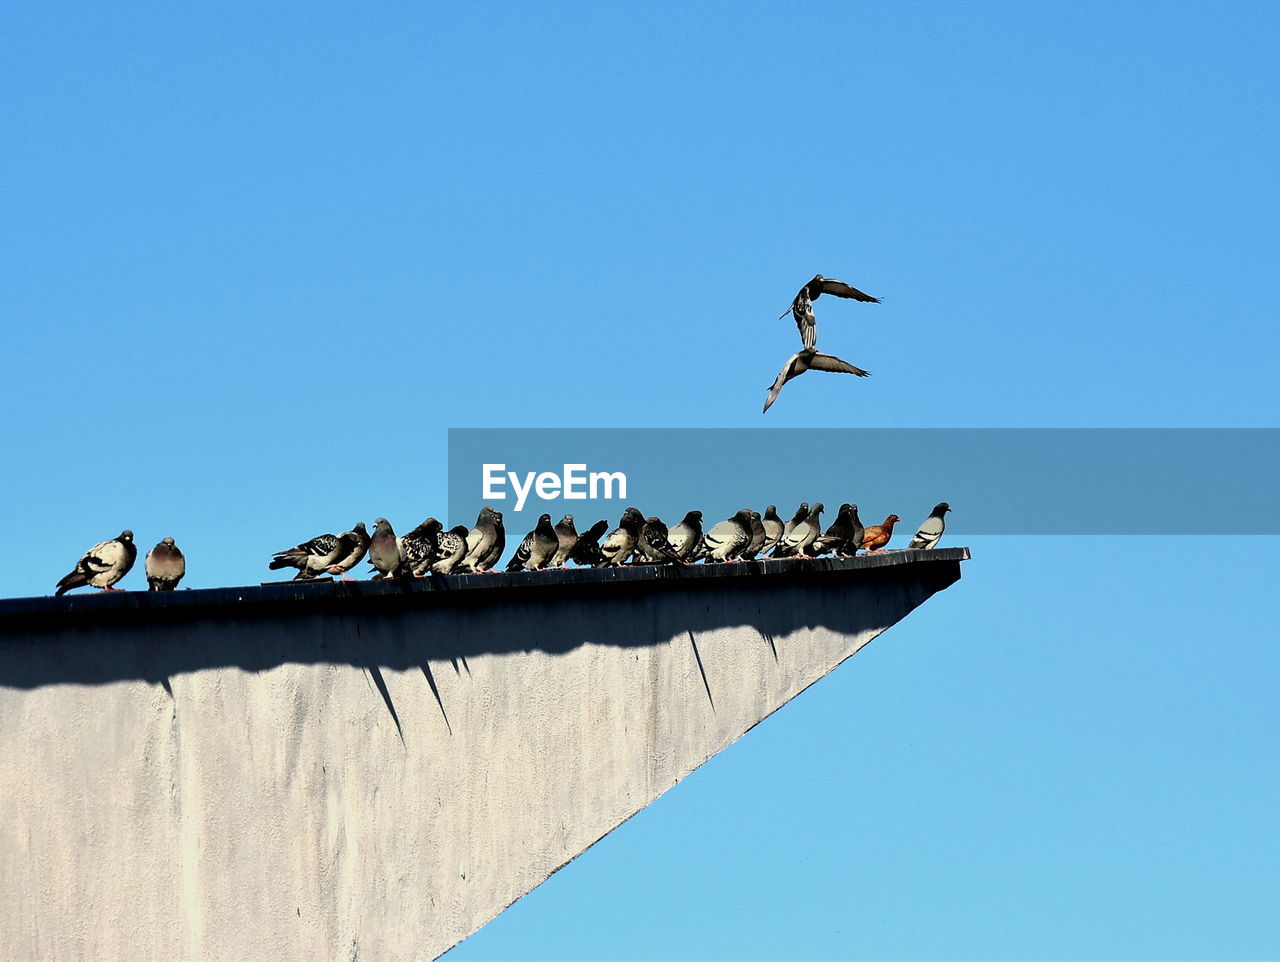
[4,1,1278,958]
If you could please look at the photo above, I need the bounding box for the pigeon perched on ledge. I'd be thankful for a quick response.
[811,503,861,557]
[551,514,579,567]
[740,511,766,560]
[145,537,185,591]
[775,502,824,557]
[507,514,559,572]
[637,517,687,566]
[431,525,472,575]
[667,510,704,562]
[763,348,870,413]
[781,503,808,543]
[782,274,881,350]
[861,514,902,553]
[460,507,505,573]
[840,503,866,556]
[326,523,370,579]
[56,530,137,595]
[269,530,344,580]
[400,518,443,576]
[908,502,951,550]
[368,517,404,579]
[703,510,754,562]
[569,520,610,567]
[761,506,784,555]
[596,508,646,567]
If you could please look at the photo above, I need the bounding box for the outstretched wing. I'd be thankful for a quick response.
[809,352,870,377]
[818,277,881,303]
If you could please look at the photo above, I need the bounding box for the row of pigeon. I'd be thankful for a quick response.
[265,501,953,580]
[51,502,952,594]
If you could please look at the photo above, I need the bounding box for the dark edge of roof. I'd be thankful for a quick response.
[1,548,970,636]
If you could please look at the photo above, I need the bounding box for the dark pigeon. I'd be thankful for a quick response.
[400,518,443,576]
[811,503,859,557]
[507,513,559,572]
[569,520,610,567]
[781,274,881,351]
[637,517,687,566]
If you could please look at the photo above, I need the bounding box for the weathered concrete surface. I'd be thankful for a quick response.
[0,550,967,960]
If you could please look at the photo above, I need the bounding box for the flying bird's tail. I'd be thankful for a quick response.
[762,368,790,413]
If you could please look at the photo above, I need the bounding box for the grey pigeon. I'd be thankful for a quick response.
[637,517,687,566]
[763,348,870,414]
[400,518,443,576]
[667,510,704,562]
[774,503,809,557]
[56,530,136,595]
[269,530,345,580]
[761,505,784,555]
[908,502,951,550]
[703,510,754,562]
[811,503,859,557]
[740,511,767,560]
[569,520,610,567]
[431,525,471,575]
[776,502,824,558]
[781,274,881,351]
[507,513,559,572]
[325,522,370,580]
[145,537,185,591]
[368,517,404,579]
[596,507,646,567]
[551,514,579,567]
[460,507,505,573]
[782,502,808,540]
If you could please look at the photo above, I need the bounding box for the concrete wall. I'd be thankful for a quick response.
[0,551,966,960]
